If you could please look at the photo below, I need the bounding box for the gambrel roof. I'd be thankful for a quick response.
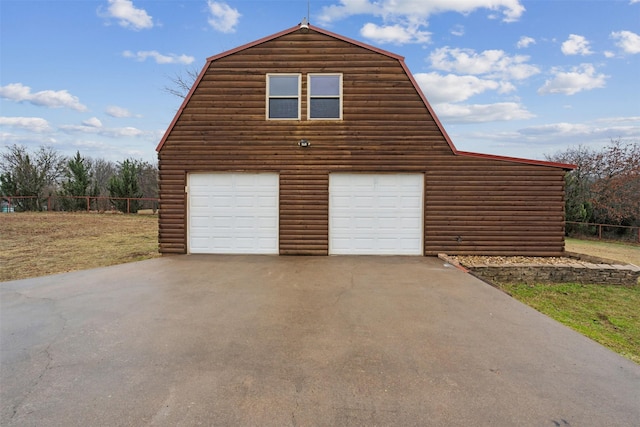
[157,24,574,170]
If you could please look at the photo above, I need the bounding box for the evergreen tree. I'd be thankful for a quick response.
[60,151,97,211]
[108,159,143,213]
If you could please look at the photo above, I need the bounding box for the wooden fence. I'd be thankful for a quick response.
[1,196,159,214]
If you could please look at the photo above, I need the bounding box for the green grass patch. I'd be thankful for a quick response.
[497,282,640,364]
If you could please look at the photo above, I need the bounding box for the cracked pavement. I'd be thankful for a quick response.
[1,255,639,426]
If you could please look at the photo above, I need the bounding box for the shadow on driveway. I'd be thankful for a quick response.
[2,256,639,426]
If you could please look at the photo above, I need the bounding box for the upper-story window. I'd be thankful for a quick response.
[267,74,301,120]
[308,74,342,120]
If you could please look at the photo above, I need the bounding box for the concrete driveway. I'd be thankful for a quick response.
[1,256,639,426]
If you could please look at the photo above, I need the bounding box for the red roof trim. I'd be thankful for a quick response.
[400,61,459,155]
[309,25,405,61]
[456,150,576,169]
[206,25,300,62]
[156,23,577,171]
[157,24,405,152]
[155,59,210,152]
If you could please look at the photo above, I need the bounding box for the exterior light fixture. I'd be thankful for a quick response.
[298,139,310,147]
[300,17,309,33]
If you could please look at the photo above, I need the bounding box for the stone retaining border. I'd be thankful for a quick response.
[438,254,640,286]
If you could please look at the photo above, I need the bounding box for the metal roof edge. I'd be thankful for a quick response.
[206,25,300,62]
[204,23,405,63]
[157,23,576,173]
[399,61,459,155]
[156,59,210,152]
[157,23,406,153]
[456,150,577,170]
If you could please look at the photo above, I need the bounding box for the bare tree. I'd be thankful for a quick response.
[163,66,200,99]
[589,139,640,224]
[91,158,117,197]
[547,138,640,226]
[0,144,65,211]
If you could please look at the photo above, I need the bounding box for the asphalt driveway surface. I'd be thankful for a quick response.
[1,255,639,426]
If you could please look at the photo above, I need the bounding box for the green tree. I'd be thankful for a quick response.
[0,145,64,211]
[59,151,97,211]
[108,159,143,213]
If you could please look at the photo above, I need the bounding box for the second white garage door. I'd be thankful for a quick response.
[188,173,279,254]
[329,174,424,255]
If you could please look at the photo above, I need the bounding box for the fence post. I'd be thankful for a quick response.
[127,198,130,214]
[86,196,90,212]
[48,196,51,212]
[598,224,602,240]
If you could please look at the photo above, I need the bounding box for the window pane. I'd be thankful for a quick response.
[269,75,299,96]
[310,98,340,119]
[269,98,298,118]
[310,75,339,96]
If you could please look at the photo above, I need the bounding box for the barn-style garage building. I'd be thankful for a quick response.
[156,23,574,256]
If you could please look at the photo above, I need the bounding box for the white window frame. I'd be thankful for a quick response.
[307,73,343,120]
[266,73,301,120]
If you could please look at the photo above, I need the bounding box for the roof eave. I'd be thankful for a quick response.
[455,150,576,170]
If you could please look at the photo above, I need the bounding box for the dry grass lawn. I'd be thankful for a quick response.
[1,213,637,283]
[0,212,159,282]
[566,238,640,266]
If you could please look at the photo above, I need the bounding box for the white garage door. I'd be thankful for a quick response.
[329,174,423,255]
[188,173,279,254]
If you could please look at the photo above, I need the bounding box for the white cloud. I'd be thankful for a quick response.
[610,30,640,54]
[101,0,153,30]
[516,36,535,48]
[60,123,147,138]
[561,34,593,56]
[415,72,504,103]
[319,0,525,24]
[82,117,103,128]
[519,122,591,136]
[207,1,241,33]
[106,105,133,118]
[432,102,534,123]
[429,47,540,80]
[123,50,195,64]
[0,116,52,132]
[360,22,430,44]
[538,64,608,95]
[0,132,58,147]
[319,1,524,47]
[450,25,465,37]
[450,116,640,160]
[518,118,640,141]
[0,83,88,111]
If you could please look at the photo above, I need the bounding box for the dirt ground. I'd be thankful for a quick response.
[0,212,159,282]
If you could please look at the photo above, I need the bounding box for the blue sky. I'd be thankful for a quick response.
[1,0,639,163]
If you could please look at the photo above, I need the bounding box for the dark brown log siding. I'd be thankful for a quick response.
[424,160,566,256]
[158,30,566,256]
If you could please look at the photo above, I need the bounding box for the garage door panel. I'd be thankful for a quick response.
[188,173,278,254]
[190,196,209,208]
[330,174,423,255]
